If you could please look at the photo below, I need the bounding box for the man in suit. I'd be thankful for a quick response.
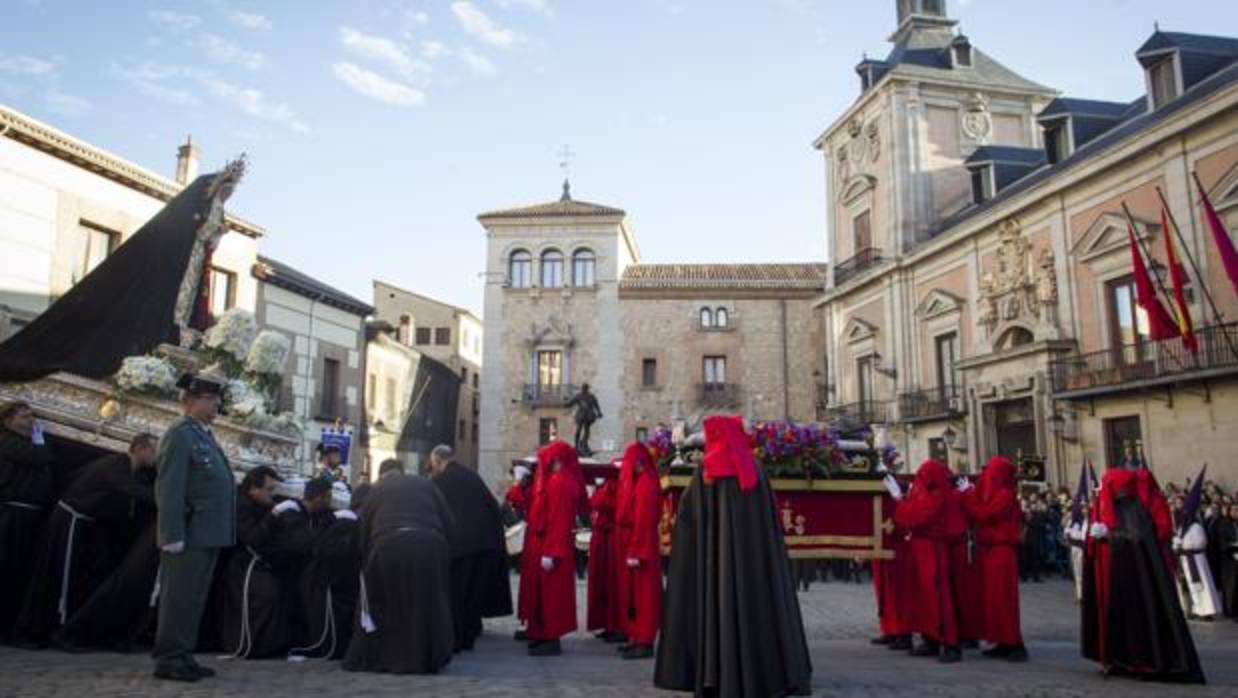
[152,370,237,682]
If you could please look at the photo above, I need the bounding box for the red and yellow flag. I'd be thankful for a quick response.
[1161,205,1197,353]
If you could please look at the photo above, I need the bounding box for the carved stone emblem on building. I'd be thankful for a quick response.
[866,120,880,163]
[835,145,850,181]
[847,118,867,163]
[961,91,992,144]
[976,218,1060,346]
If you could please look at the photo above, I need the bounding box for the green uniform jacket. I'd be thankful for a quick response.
[155,416,237,548]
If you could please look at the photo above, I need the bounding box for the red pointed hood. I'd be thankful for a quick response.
[535,440,584,503]
[618,441,655,525]
[913,458,952,493]
[702,415,758,491]
[979,456,1017,497]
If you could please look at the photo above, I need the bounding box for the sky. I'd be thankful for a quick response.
[2,0,1235,317]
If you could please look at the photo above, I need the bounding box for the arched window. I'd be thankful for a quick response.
[572,248,596,287]
[508,249,532,288]
[715,307,729,328]
[699,307,714,328]
[998,327,1035,350]
[541,249,564,288]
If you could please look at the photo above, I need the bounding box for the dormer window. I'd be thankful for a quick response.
[860,68,874,92]
[1043,120,1071,164]
[1147,55,1180,109]
[951,36,973,68]
[970,166,994,204]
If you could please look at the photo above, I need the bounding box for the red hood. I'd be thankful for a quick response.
[702,415,758,491]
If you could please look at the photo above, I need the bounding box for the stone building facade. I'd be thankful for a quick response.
[372,281,483,467]
[814,1,1238,489]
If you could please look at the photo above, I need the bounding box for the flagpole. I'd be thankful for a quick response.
[1121,202,1190,373]
[1157,184,1227,327]
[1169,178,1238,360]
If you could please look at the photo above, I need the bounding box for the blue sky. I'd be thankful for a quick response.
[2,0,1235,316]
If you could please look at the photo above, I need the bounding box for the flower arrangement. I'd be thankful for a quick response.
[246,330,291,375]
[749,420,845,479]
[202,308,258,374]
[114,355,178,397]
[224,378,267,418]
[880,443,903,471]
[642,426,677,470]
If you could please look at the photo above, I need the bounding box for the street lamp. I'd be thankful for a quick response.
[942,425,957,449]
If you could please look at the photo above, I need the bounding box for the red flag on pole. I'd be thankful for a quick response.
[1196,172,1238,299]
[1161,205,1197,353]
[1127,222,1181,341]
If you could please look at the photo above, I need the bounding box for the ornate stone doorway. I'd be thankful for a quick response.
[990,397,1037,461]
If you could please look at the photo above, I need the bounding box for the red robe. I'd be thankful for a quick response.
[618,462,663,645]
[517,446,583,642]
[962,457,1023,647]
[893,460,958,646]
[505,482,529,518]
[872,512,914,637]
[945,486,981,643]
[586,481,618,632]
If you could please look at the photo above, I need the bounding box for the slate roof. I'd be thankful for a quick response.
[620,263,827,291]
[255,256,374,316]
[876,26,1053,94]
[965,146,1046,166]
[478,181,625,220]
[1136,31,1238,91]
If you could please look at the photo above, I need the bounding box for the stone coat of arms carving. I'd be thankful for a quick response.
[977,218,1059,343]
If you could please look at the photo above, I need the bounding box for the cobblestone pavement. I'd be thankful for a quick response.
[0,578,1235,697]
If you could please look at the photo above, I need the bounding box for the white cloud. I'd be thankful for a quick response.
[451,2,519,47]
[408,10,429,25]
[457,47,495,76]
[0,54,56,76]
[420,40,449,59]
[45,90,91,116]
[228,10,271,30]
[200,34,266,70]
[112,61,308,131]
[339,26,430,77]
[111,62,201,105]
[147,9,201,32]
[199,75,307,130]
[332,62,425,107]
[496,0,552,16]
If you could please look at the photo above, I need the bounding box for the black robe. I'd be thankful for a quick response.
[343,473,455,675]
[13,454,154,644]
[216,493,314,659]
[654,469,812,698]
[290,510,361,660]
[0,173,229,382]
[1082,492,1205,683]
[432,462,513,652]
[1212,517,1238,619]
[59,523,160,651]
[0,427,57,641]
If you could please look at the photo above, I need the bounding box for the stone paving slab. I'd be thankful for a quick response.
[0,579,1234,697]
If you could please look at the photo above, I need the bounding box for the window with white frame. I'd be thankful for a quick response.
[699,307,714,328]
[703,356,727,386]
[572,248,596,287]
[540,249,564,288]
[1148,56,1178,109]
[508,249,532,288]
[79,222,118,278]
[715,307,729,328]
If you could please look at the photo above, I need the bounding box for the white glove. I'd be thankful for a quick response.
[956,479,973,493]
[883,474,903,501]
[540,556,555,572]
[514,465,531,481]
[1089,522,1108,539]
[1066,524,1084,542]
[272,500,300,516]
[161,541,186,554]
[1171,535,1183,552]
[334,509,358,521]
[626,557,640,568]
[31,422,46,446]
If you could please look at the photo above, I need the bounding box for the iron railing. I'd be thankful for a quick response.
[521,383,577,407]
[833,246,884,286]
[819,400,890,426]
[898,385,964,421]
[1050,322,1238,395]
[696,383,741,408]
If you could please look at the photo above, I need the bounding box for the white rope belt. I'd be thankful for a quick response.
[288,587,336,659]
[56,500,96,624]
[3,500,43,511]
[358,571,376,634]
[222,547,261,660]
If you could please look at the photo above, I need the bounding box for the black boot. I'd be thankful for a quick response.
[887,635,912,651]
[621,644,653,660]
[982,644,1011,658]
[1005,645,1029,662]
[529,639,562,656]
[870,634,894,645]
[910,638,940,657]
[939,645,962,663]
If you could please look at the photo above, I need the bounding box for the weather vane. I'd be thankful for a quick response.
[557,144,576,180]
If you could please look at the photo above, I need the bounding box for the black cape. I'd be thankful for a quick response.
[216,494,314,659]
[60,523,160,651]
[1082,493,1205,683]
[0,172,226,382]
[1211,517,1238,618]
[433,462,513,652]
[343,473,455,674]
[654,469,812,697]
[291,510,361,660]
[0,428,57,641]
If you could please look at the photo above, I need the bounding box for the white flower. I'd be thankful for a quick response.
[225,379,267,418]
[245,330,291,375]
[115,355,178,394]
[204,308,258,360]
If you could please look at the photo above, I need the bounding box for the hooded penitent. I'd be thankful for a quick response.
[517,440,585,642]
[654,415,812,697]
[893,459,958,648]
[962,456,1024,649]
[1081,465,1205,683]
[0,161,245,382]
[615,442,662,646]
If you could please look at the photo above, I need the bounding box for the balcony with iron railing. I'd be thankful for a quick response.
[1050,322,1238,398]
[898,385,965,422]
[696,382,741,408]
[522,383,577,407]
[819,400,891,426]
[314,395,352,423]
[832,246,884,287]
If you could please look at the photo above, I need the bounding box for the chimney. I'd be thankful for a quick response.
[175,135,200,185]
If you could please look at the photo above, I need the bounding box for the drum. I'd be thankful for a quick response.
[505,521,526,556]
[575,529,592,552]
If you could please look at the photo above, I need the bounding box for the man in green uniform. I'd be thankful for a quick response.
[152,370,236,682]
